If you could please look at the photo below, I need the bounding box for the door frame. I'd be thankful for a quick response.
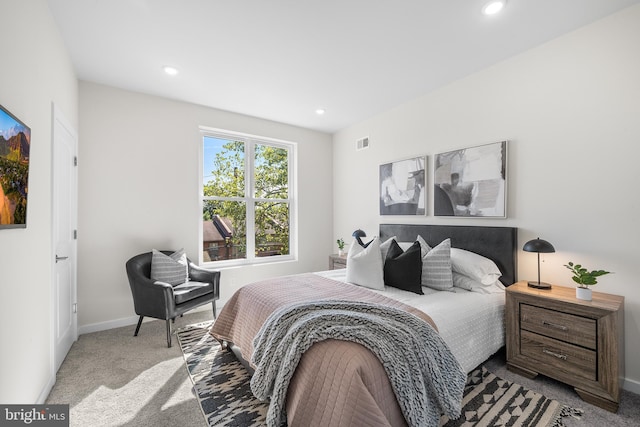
[50,103,78,375]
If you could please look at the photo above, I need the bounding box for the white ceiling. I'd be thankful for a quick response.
[47,0,640,134]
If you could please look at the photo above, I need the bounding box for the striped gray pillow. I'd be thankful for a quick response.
[150,249,188,286]
[417,236,454,291]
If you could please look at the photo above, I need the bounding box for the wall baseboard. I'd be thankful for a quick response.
[77,302,226,336]
[37,375,56,404]
[623,377,640,395]
[78,315,140,335]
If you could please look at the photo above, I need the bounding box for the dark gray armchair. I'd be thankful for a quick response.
[126,250,220,347]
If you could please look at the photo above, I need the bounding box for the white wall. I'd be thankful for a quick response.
[333,5,640,391]
[0,0,78,403]
[77,82,333,330]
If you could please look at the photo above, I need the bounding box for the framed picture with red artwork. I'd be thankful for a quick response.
[0,104,31,229]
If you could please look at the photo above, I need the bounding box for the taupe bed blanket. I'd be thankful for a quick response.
[209,273,464,427]
[251,300,465,427]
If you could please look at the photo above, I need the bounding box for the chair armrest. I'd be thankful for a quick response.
[129,278,175,319]
[189,263,220,282]
[152,281,174,289]
[132,275,173,293]
[189,263,220,296]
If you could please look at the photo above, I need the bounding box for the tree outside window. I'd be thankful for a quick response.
[202,133,293,264]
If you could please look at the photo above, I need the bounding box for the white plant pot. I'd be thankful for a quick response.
[576,287,592,301]
[338,249,344,256]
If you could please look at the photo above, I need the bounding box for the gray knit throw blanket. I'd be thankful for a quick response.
[250,300,466,427]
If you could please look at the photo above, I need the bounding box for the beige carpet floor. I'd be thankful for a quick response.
[47,311,640,426]
[46,311,213,427]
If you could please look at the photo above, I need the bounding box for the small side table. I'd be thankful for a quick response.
[329,253,347,270]
[506,281,624,412]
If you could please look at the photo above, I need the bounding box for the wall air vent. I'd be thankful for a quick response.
[356,137,370,151]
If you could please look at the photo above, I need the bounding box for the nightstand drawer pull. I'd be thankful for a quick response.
[543,348,567,360]
[542,320,568,331]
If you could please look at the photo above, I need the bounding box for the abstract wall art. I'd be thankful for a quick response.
[434,141,507,218]
[380,156,426,215]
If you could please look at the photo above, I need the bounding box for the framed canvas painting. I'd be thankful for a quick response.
[434,141,507,217]
[380,156,426,215]
[0,104,31,229]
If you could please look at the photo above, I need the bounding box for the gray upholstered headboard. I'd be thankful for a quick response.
[379,224,518,286]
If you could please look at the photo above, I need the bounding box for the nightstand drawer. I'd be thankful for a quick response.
[521,304,596,349]
[521,330,596,381]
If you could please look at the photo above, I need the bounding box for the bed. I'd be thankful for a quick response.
[210,224,517,427]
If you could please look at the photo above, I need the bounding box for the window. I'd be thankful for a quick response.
[200,128,295,265]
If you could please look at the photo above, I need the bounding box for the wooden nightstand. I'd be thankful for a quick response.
[506,281,624,412]
[329,253,347,270]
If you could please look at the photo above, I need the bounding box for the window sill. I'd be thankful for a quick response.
[200,254,296,269]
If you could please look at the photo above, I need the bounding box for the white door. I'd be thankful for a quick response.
[52,104,78,372]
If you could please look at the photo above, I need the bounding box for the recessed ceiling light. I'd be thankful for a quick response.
[163,66,179,76]
[315,108,326,115]
[482,0,506,15]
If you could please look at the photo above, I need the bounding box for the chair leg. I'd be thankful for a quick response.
[212,301,217,319]
[134,316,144,336]
[166,319,172,348]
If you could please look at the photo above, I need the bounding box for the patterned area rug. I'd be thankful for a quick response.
[177,321,268,427]
[177,323,582,427]
[439,368,582,427]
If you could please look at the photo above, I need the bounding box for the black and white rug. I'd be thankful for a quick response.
[440,366,582,426]
[177,323,582,427]
[177,321,268,427]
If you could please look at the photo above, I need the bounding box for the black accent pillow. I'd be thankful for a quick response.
[383,240,423,294]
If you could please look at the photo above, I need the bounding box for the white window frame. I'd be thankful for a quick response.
[199,126,297,267]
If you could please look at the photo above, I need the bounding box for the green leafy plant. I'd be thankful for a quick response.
[564,261,611,288]
[336,238,345,251]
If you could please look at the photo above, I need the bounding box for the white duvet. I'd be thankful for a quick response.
[315,269,505,373]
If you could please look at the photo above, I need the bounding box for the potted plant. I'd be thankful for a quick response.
[336,238,345,256]
[564,261,611,301]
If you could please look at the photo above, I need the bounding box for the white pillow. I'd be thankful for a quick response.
[346,236,385,290]
[450,248,501,285]
[472,281,506,294]
[417,236,454,291]
[452,272,484,291]
[453,273,505,293]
